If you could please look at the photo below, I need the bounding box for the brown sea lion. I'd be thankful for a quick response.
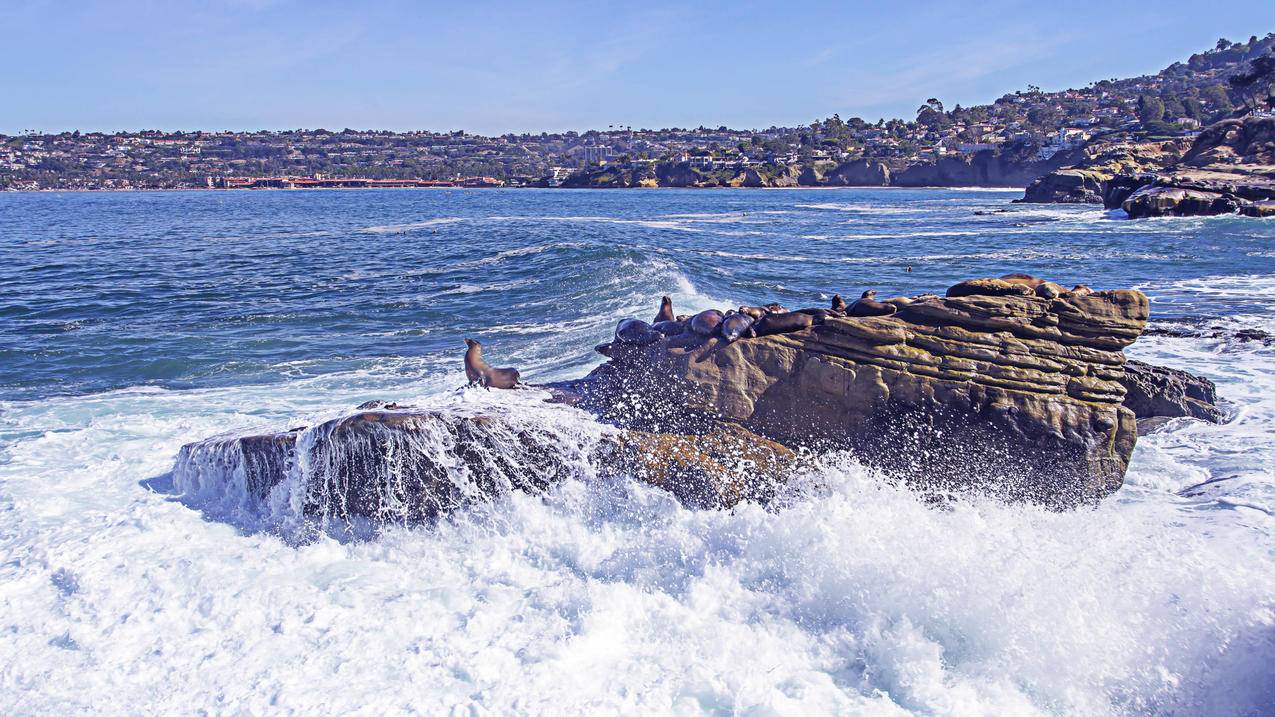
[655,296,675,323]
[848,290,898,317]
[764,303,787,313]
[831,294,849,313]
[718,311,757,342]
[737,305,768,320]
[794,308,840,322]
[1069,284,1094,296]
[1035,281,1064,299]
[753,310,814,337]
[463,338,520,389]
[1000,272,1046,289]
[690,309,725,336]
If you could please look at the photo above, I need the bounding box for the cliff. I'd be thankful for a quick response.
[1021,116,1275,217]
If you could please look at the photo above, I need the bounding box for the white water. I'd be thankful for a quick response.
[3,292,1275,716]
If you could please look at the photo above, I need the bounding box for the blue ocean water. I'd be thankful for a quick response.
[1,188,1273,715]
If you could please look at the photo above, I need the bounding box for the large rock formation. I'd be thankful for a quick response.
[1022,116,1275,217]
[173,279,1228,522]
[1120,359,1222,424]
[578,284,1150,505]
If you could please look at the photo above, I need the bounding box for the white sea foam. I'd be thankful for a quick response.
[360,218,466,233]
[2,351,1273,714]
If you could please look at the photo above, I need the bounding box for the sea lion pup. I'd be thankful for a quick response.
[615,318,663,345]
[831,294,849,313]
[654,296,675,323]
[848,290,898,317]
[463,338,521,389]
[718,311,756,343]
[737,305,770,320]
[690,309,725,336]
[753,310,815,337]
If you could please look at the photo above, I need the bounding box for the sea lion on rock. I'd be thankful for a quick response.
[753,310,814,337]
[1000,272,1046,289]
[651,319,686,336]
[831,294,849,313]
[463,338,521,389]
[615,318,663,345]
[848,290,898,317]
[718,311,757,343]
[737,305,768,320]
[655,296,675,323]
[885,296,914,309]
[1069,284,1094,296]
[690,309,725,336]
[1035,281,1064,299]
[764,303,787,313]
[794,308,840,323]
[946,278,1035,298]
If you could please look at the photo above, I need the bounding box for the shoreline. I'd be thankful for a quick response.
[0,184,1029,195]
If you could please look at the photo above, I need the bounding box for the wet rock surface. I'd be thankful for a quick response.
[174,278,1228,519]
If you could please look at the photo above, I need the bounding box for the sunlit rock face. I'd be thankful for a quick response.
[581,284,1150,505]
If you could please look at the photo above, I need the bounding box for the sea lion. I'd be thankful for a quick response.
[1035,281,1064,299]
[463,338,521,389]
[651,319,686,336]
[753,310,814,337]
[718,311,756,342]
[655,296,675,323]
[1068,284,1094,296]
[848,290,898,317]
[737,305,768,320]
[1000,272,1046,289]
[794,308,839,322]
[831,294,849,313]
[764,303,787,313]
[884,296,914,309]
[675,314,691,322]
[690,309,724,336]
[615,318,662,345]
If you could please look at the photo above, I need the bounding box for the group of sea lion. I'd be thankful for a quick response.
[611,288,901,349]
[466,273,1085,389]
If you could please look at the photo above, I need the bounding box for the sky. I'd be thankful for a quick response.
[4,0,1275,136]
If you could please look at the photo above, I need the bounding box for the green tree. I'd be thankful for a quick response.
[1137,95,1166,123]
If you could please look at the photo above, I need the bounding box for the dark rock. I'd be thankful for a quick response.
[1119,360,1222,423]
[1121,186,1239,218]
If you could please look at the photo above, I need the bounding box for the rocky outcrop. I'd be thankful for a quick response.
[1018,140,1186,205]
[1021,168,1111,203]
[1121,185,1241,218]
[578,284,1151,505]
[1120,359,1222,424]
[175,279,1231,520]
[1025,116,1275,217]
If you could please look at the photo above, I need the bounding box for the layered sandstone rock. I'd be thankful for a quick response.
[579,286,1151,504]
[174,280,1232,519]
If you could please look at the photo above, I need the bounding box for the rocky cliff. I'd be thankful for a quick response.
[1021,116,1275,217]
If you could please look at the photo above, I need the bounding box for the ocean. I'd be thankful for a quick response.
[1,188,1273,715]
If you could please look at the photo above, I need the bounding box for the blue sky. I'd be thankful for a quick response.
[5,1,1274,135]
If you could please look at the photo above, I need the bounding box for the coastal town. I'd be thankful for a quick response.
[3,35,1272,191]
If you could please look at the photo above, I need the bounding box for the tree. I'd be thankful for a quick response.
[1137,95,1166,123]
[1229,51,1275,111]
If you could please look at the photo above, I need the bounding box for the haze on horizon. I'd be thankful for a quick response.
[5,0,1275,136]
